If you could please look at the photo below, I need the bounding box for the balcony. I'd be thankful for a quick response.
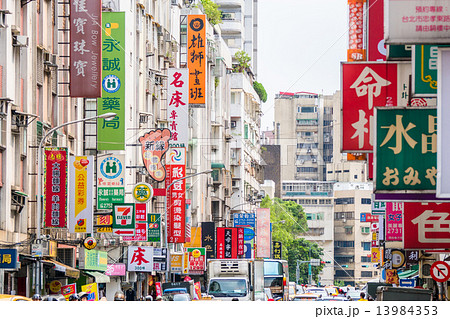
[220,20,244,34]
[215,0,244,8]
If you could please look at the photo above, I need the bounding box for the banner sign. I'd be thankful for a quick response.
[147,213,161,242]
[128,246,154,272]
[166,148,186,243]
[367,0,386,61]
[386,0,450,44]
[97,154,125,209]
[123,203,147,241]
[139,128,171,182]
[201,222,215,259]
[256,208,271,258]
[187,15,206,107]
[168,68,189,148]
[69,156,94,233]
[386,202,403,241]
[112,203,135,237]
[78,248,107,271]
[404,202,450,249]
[61,283,76,301]
[170,253,183,273]
[342,62,410,152]
[69,0,101,97]
[0,249,18,269]
[375,108,437,191]
[81,283,98,301]
[233,212,256,227]
[347,0,366,62]
[272,241,282,260]
[98,11,125,150]
[183,248,206,274]
[216,227,241,259]
[44,147,68,228]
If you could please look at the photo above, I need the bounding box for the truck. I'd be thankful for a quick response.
[376,286,433,301]
[161,281,195,300]
[206,259,266,301]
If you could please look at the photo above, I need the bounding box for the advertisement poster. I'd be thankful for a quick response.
[44,147,68,228]
[69,156,94,233]
[81,283,98,301]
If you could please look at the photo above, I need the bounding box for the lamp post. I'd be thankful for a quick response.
[34,112,116,294]
[164,169,213,281]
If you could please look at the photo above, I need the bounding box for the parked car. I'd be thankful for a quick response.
[346,290,362,301]
[316,296,348,301]
[162,292,192,301]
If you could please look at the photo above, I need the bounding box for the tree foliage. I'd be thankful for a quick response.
[233,50,251,73]
[260,196,324,284]
[200,0,222,26]
[253,81,267,103]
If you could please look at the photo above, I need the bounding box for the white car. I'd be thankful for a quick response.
[305,287,328,298]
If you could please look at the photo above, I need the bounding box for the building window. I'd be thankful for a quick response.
[361,256,371,262]
[344,226,353,235]
[335,197,355,205]
[361,227,370,234]
[361,198,371,205]
[335,241,354,248]
[335,256,354,264]
[335,270,354,277]
[334,212,354,220]
[361,271,373,278]
[361,242,371,251]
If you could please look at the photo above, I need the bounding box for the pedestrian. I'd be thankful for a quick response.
[358,292,367,301]
[79,292,89,301]
[32,294,42,301]
[145,295,153,301]
[114,291,125,301]
[155,295,162,301]
[68,293,79,301]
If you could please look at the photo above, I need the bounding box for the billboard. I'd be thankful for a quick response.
[404,202,450,249]
[385,202,403,241]
[44,147,68,228]
[98,12,125,150]
[168,69,189,148]
[139,128,171,182]
[69,156,94,233]
[187,15,206,107]
[386,0,450,44]
[97,154,125,210]
[256,208,271,258]
[69,0,101,97]
[128,246,154,272]
[375,108,437,192]
[341,62,410,152]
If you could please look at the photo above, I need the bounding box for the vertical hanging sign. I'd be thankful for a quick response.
[256,208,271,258]
[98,12,125,150]
[168,68,189,148]
[347,0,366,61]
[69,156,94,233]
[187,15,206,107]
[166,148,186,243]
[44,147,68,228]
[70,0,101,97]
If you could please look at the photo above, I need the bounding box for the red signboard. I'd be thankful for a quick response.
[367,0,386,61]
[44,147,68,228]
[216,227,243,259]
[166,162,186,243]
[404,202,450,249]
[70,0,102,97]
[342,62,398,152]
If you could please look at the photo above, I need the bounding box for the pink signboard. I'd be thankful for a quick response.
[256,208,271,258]
[105,263,126,276]
[386,202,403,241]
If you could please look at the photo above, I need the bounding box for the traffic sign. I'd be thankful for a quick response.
[430,261,450,283]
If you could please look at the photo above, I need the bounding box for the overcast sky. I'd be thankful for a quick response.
[257,0,349,131]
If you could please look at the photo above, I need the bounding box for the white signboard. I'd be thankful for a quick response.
[68,156,94,233]
[167,68,189,148]
[386,0,450,44]
[127,246,154,272]
[437,48,450,197]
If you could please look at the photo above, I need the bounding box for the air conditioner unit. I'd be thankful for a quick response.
[211,145,218,152]
[231,121,237,128]
[12,35,28,47]
[312,159,317,163]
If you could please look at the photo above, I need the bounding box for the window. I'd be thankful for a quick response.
[335,241,354,248]
[344,226,353,235]
[361,242,371,251]
[334,212,354,220]
[361,256,371,262]
[361,271,373,278]
[361,198,371,205]
[361,227,370,234]
[335,197,355,205]
[335,270,354,277]
[301,106,316,113]
[335,256,354,264]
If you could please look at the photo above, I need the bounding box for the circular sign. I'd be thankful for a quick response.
[133,183,153,203]
[391,250,406,269]
[83,237,97,250]
[49,280,62,293]
[243,228,255,241]
[430,261,450,283]
[99,156,123,179]
[102,74,121,93]
[191,249,201,258]
[190,18,204,32]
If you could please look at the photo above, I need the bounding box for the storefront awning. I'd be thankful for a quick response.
[84,271,110,283]
[43,259,80,279]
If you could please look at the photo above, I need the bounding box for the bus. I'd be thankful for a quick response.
[263,259,289,300]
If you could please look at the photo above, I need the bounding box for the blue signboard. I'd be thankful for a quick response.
[243,228,255,241]
[0,249,18,269]
[244,243,252,259]
[233,213,255,228]
[400,278,415,288]
[360,213,367,222]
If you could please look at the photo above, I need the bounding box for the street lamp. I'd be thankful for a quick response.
[34,112,116,294]
[164,169,213,281]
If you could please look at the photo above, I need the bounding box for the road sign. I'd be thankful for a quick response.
[430,261,450,283]
[310,259,320,266]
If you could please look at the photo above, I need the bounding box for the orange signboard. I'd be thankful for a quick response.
[187,15,206,107]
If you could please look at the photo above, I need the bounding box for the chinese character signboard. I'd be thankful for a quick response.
[404,202,450,249]
[201,222,215,259]
[97,155,125,209]
[70,0,101,97]
[0,249,18,269]
[148,213,161,242]
[112,203,135,237]
[95,214,112,233]
[375,108,437,191]
[128,246,153,272]
[412,45,448,96]
[367,0,386,61]
[216,227,243,259]
[105,263,126,276]
[272,241,282,260]
[183,248,206,274]
[44,147,68,228]
[168,69,189,148]
[81,283,99,301]
[372,200,386,215]
[123,203,148,242]
[98,12,125,150]
[347,0,366,62]
[386,0,450,44]
[256,208,271,258]
[69,156,94,233]
[78,248,107,271]
[233,213,256,228]
[139,128,171,182]
[187,15,206,107]
[166,147,186,243]
[342,62,410,152]
[386,202,403,241]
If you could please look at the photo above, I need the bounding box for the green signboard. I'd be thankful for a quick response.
[98,12,125,150]
[80,248,108,271]
[375,108,436,191]
[148,213,161,242]
[413,45,439,96]
[97,187,125,209]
